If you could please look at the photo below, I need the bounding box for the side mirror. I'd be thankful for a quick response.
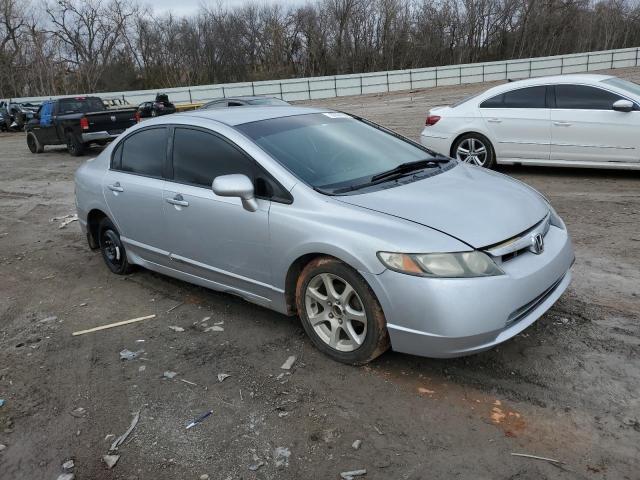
[212,174,258,212]
[612,99,634,112]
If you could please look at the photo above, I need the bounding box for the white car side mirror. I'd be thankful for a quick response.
[612,99,634,112]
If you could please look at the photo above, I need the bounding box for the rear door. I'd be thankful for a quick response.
[550,84,640,163]
[163,126,273,301]
[103,126,171,266]
[479,85,550,161]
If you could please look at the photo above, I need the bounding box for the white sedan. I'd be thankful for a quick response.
[420,74,640,170]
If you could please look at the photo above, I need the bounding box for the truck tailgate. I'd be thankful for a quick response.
[85,109,137,135]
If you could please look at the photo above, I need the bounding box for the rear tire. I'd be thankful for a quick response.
[295,256,390,365]
[98,218,133,275]
[66,133,85,156]
[451,133,495,169]
[26,132,44,153]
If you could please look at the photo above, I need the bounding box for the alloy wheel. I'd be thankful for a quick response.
[304,273,367,352]
[456,137,488,166]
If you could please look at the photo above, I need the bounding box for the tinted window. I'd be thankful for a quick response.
[555,85,623,110]
[481,86,546,108]
[172,128,254,187]
[120,128,166,177]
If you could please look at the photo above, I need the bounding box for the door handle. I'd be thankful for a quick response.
[487,118,502,123]
[553,121,572,127]
[166,194,189,207]
[108,182,124,192]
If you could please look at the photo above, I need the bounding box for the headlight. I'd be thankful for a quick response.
[377,251,503,278]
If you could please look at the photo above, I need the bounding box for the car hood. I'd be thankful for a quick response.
[335,163,549,248]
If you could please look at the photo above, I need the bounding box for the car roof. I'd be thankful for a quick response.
[484,74,616,96]
[178,105,331,126]
[208,96,280,102]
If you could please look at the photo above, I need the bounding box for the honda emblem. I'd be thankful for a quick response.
[530,233,544,254]
[110,115,116,122]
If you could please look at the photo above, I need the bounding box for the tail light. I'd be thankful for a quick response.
[134,111,141,123]
[425,115,441,126]
[80,117,89,130]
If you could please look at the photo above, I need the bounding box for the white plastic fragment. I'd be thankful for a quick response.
[217,373,230,382]
[204,326,224,332]
[110,411,140,451]
[273,446,291,467]
[119,349,143,361]
[352,439,362,450]
[102,454,120,469]
[340,469,367,479]
[62,459,74,471]
[168,326,185,332]
[56,474,74,480]
[163,371,177,379]
[280,356,296,370]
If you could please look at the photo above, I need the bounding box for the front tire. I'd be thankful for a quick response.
[98,218,132,275]
[295,257,390,365]
[26,132,44,153]
[452,133,495,168]
[66,133,85,156]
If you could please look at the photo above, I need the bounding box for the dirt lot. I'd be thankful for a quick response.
[1,68,639,480]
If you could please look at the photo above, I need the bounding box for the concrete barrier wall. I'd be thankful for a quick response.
[7,47,640,105]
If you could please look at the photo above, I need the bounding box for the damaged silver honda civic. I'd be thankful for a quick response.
[75,106,574,364]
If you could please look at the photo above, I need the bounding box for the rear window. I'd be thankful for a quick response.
[57,97,105,114]
[480,86,546,108]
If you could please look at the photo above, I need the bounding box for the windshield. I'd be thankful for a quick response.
[237,113,440,190]
[601,78,640,97]
[247,98,289,106]
[58,97,105,114]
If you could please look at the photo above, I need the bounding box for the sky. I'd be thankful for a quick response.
[148,0,309,17]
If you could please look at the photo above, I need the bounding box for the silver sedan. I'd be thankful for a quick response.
[74,106,575,364]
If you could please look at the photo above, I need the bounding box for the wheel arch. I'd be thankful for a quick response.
[86,208,110,249]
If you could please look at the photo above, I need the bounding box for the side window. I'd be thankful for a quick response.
[480,86,546,108]
[555,85,624,110]
[111,141,123,169]
[172,128,254,187]
[119,127,166,177]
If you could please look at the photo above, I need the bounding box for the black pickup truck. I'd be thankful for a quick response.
[25,96,137,156]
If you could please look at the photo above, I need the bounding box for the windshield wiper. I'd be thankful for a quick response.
[370,157,450,182]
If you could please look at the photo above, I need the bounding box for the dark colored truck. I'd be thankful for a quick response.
[25,96,137,156]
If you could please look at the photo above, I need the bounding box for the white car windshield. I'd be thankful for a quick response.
[602,78,640,97]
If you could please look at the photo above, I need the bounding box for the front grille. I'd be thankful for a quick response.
[506,275,564,326]
[485,213,551,263]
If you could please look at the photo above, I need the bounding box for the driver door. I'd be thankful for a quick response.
[163,126,273,303]
[550,84,640,163]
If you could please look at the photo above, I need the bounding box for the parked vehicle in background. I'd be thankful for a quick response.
[137,93,176,118]
[103,97,134,110]
[25,96,137,156]
[200,96,289,110]
[0,100,39,130]
[421,74,640,170]
[75,106,573,364]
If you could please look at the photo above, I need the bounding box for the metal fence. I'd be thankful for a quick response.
[7,46,640,105]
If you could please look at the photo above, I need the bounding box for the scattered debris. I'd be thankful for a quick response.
[204,326,224,332]
[510,452,562,464]
[352,439,362,450]
[62,459,74,471]
[168,325,185,332]
[163,371,178,379]
[119,349,143,361]
[56,474,74,480]
[249,461,265,471]
[135,339,145,343]
[340,469,367,479]
[418,387,435,395]
[72,314,156,336]
[273,446,291,467]
[104,434,115,441]
[0,399,5,408]
[181,379,198,386]
[138,365,146,372]
[278,411,289,418]
[186,410,213,430]
[200,475,210,480]
[217,373,230,382]
[280,355,296,370]
[110,411,140,451]
[37,315,58,324]
[201,316,211,323]
[102,454,120,469]
[166,302,183,313]
[0,444,6,452]
[373,425,384,435]
[51,214,78,229]
[69,407,86,418]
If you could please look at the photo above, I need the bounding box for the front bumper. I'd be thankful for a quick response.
[362,225,574,358]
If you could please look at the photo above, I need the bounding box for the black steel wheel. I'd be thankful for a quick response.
[98,218,132,275]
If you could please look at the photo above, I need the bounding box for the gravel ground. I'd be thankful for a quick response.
[1,67,639,480]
